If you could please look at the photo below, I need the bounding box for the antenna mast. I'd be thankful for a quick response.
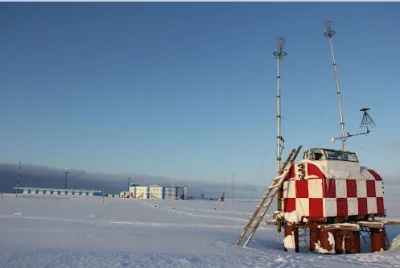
[324,20,346,151]
[273,37,287,233]
[273,37,287,172]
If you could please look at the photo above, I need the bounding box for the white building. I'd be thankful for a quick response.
[127,184,185,200]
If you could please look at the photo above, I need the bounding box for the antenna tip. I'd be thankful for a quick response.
[360,108,370,112]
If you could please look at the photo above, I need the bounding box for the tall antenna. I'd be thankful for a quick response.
[273,37,286,233]
[273,36,287,172]
[324,20,346,151]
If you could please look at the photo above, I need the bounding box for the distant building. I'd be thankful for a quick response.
[126,183,186,200]
[13,187,103,197]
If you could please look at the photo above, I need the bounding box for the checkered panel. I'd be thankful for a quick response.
[282,164,385,218]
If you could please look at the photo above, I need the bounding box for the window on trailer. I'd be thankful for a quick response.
[324,149,359,162]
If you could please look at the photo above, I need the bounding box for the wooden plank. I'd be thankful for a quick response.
[319,223,360,232]
[384,220,400,225]
[357,221,385,229]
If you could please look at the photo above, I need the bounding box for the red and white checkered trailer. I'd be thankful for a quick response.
[280,148,385,220]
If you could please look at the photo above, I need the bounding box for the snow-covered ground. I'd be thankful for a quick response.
[0,195,399,268]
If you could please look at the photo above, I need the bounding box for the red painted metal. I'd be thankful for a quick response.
[319,228,334,253]
[309,223,319,251]
[370,228,386,252]
[333,230,360,253]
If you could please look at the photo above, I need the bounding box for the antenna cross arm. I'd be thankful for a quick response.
[330,130,371,144]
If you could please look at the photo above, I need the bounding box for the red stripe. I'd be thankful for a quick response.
[357,198,368,215]
[366,180,376,197]
[296,180,308,198]
[326,179,336,198]
[307,163,325,178]
[284,198,296,212]
[377,197,385,214]
[336,198,348,216]
[346,180,357,197]
[309,198,323,217]
[368,169,383,181]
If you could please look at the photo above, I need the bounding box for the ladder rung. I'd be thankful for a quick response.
[234,145,303,248]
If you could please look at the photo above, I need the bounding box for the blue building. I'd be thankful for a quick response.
[13,187,103,197]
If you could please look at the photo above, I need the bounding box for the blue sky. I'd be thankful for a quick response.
[1,3,399,186]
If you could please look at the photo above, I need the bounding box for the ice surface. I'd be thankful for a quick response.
[283,232,295,252]
[0,194,399,267]
[326,170,351,180]
[284,210,301,224]
[328,232,336,254]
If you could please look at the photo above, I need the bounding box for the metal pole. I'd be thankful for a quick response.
[276,58,282,172]
[273,37,287,173]
[16,161,21,198]
[273,37,287,233]
[65,171,68,189]
[324,21,346,151]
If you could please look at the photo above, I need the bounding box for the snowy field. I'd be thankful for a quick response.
[0,195,399,268]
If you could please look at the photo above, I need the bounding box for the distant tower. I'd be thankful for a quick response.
[184,185,188,200]
[16,161,21,197]
[64,171,68,189]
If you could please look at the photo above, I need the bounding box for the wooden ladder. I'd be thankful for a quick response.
[234,145,302,247]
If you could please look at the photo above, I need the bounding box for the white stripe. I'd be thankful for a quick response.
[347,198,358,216]
[335,180,347,198]
[308,179,323,198]
[295,198,309,216]
[282,181,296,198]
[324,198,337,217]
[356,180,367,198]
[367,197,378,214]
